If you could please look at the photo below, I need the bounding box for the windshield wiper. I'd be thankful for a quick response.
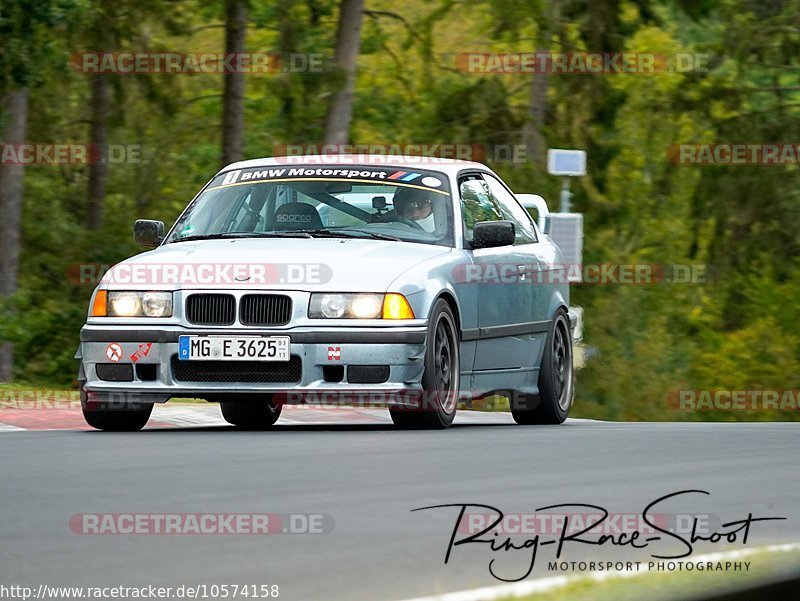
[170,231,312,243]
[301,229,402,242]
[170,229,402,243]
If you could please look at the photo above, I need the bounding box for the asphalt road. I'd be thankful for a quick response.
[1,414,798,600]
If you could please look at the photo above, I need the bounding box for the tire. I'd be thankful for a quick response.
[390,299,460,429]
[220,396,282,428]
[80,383,153,432]
[512,309,574,425]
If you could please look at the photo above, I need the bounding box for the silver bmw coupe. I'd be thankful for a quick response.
[77,155,576,430]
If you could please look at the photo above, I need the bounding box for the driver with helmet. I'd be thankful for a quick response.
[392,187,436,233]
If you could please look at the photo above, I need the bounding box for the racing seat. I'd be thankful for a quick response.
[272,202,324,231]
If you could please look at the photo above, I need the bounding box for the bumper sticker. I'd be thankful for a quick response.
[105,343,123,362]
[130,342,153,363]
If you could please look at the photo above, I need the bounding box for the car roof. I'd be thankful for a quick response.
[217,154,490,177]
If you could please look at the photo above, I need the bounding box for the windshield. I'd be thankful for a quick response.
[165,165,454,247]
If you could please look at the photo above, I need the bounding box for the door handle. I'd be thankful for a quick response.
[518,263,542,282]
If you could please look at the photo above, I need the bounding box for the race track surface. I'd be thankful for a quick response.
[1,405,797,600]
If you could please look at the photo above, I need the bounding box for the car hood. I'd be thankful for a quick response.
[101,237,451,292]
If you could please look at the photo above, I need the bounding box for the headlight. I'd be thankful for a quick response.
[105,291,173,317]
[142,292,172,317]
[317,294,348,318]
[309,293,382,319]
[308,293,414,319]
[351,294,384,318]
[109,292,141,317]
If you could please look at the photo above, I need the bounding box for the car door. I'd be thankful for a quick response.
[458,175,538,378]
[481,173,553,324]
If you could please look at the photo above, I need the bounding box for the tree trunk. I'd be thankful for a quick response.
[323,0,365,145]
[278,0,297,137]
[221,0,247,168]
[523,1,559,167]
[87,73,109,230]
[0,88,29,381]
[523,49,548,167]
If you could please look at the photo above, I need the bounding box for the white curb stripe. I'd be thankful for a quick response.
[394,543,800,601]
[0,422,26,431]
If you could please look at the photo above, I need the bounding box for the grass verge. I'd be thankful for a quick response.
[506,545,800,601]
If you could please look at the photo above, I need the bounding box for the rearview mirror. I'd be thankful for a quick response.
[472,220,515,249]
[133,220,165,247]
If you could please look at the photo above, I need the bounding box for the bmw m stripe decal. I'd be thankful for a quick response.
[388,171,422,182]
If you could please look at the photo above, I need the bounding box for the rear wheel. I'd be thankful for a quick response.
[512,309,574,425]
[220,396,282,428]
[80,383,153,432]
[390,299,459,429]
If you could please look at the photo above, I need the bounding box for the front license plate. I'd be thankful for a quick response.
[178,336,290,362]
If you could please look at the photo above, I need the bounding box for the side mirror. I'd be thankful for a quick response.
[472,220,515,249]
[133,220,165,247]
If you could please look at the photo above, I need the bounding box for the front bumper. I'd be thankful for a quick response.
[77,324,428,404]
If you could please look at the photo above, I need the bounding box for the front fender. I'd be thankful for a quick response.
[386,249,476,332]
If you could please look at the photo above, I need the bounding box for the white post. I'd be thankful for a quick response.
[560,177,572,213]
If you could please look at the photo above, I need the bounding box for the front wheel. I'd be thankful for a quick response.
[512,309,574,425]
[220,397,282,428]
[80,384,153,432]
[390,299,460,429]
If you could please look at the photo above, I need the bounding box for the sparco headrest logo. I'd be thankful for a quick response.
[276,214,313,222]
